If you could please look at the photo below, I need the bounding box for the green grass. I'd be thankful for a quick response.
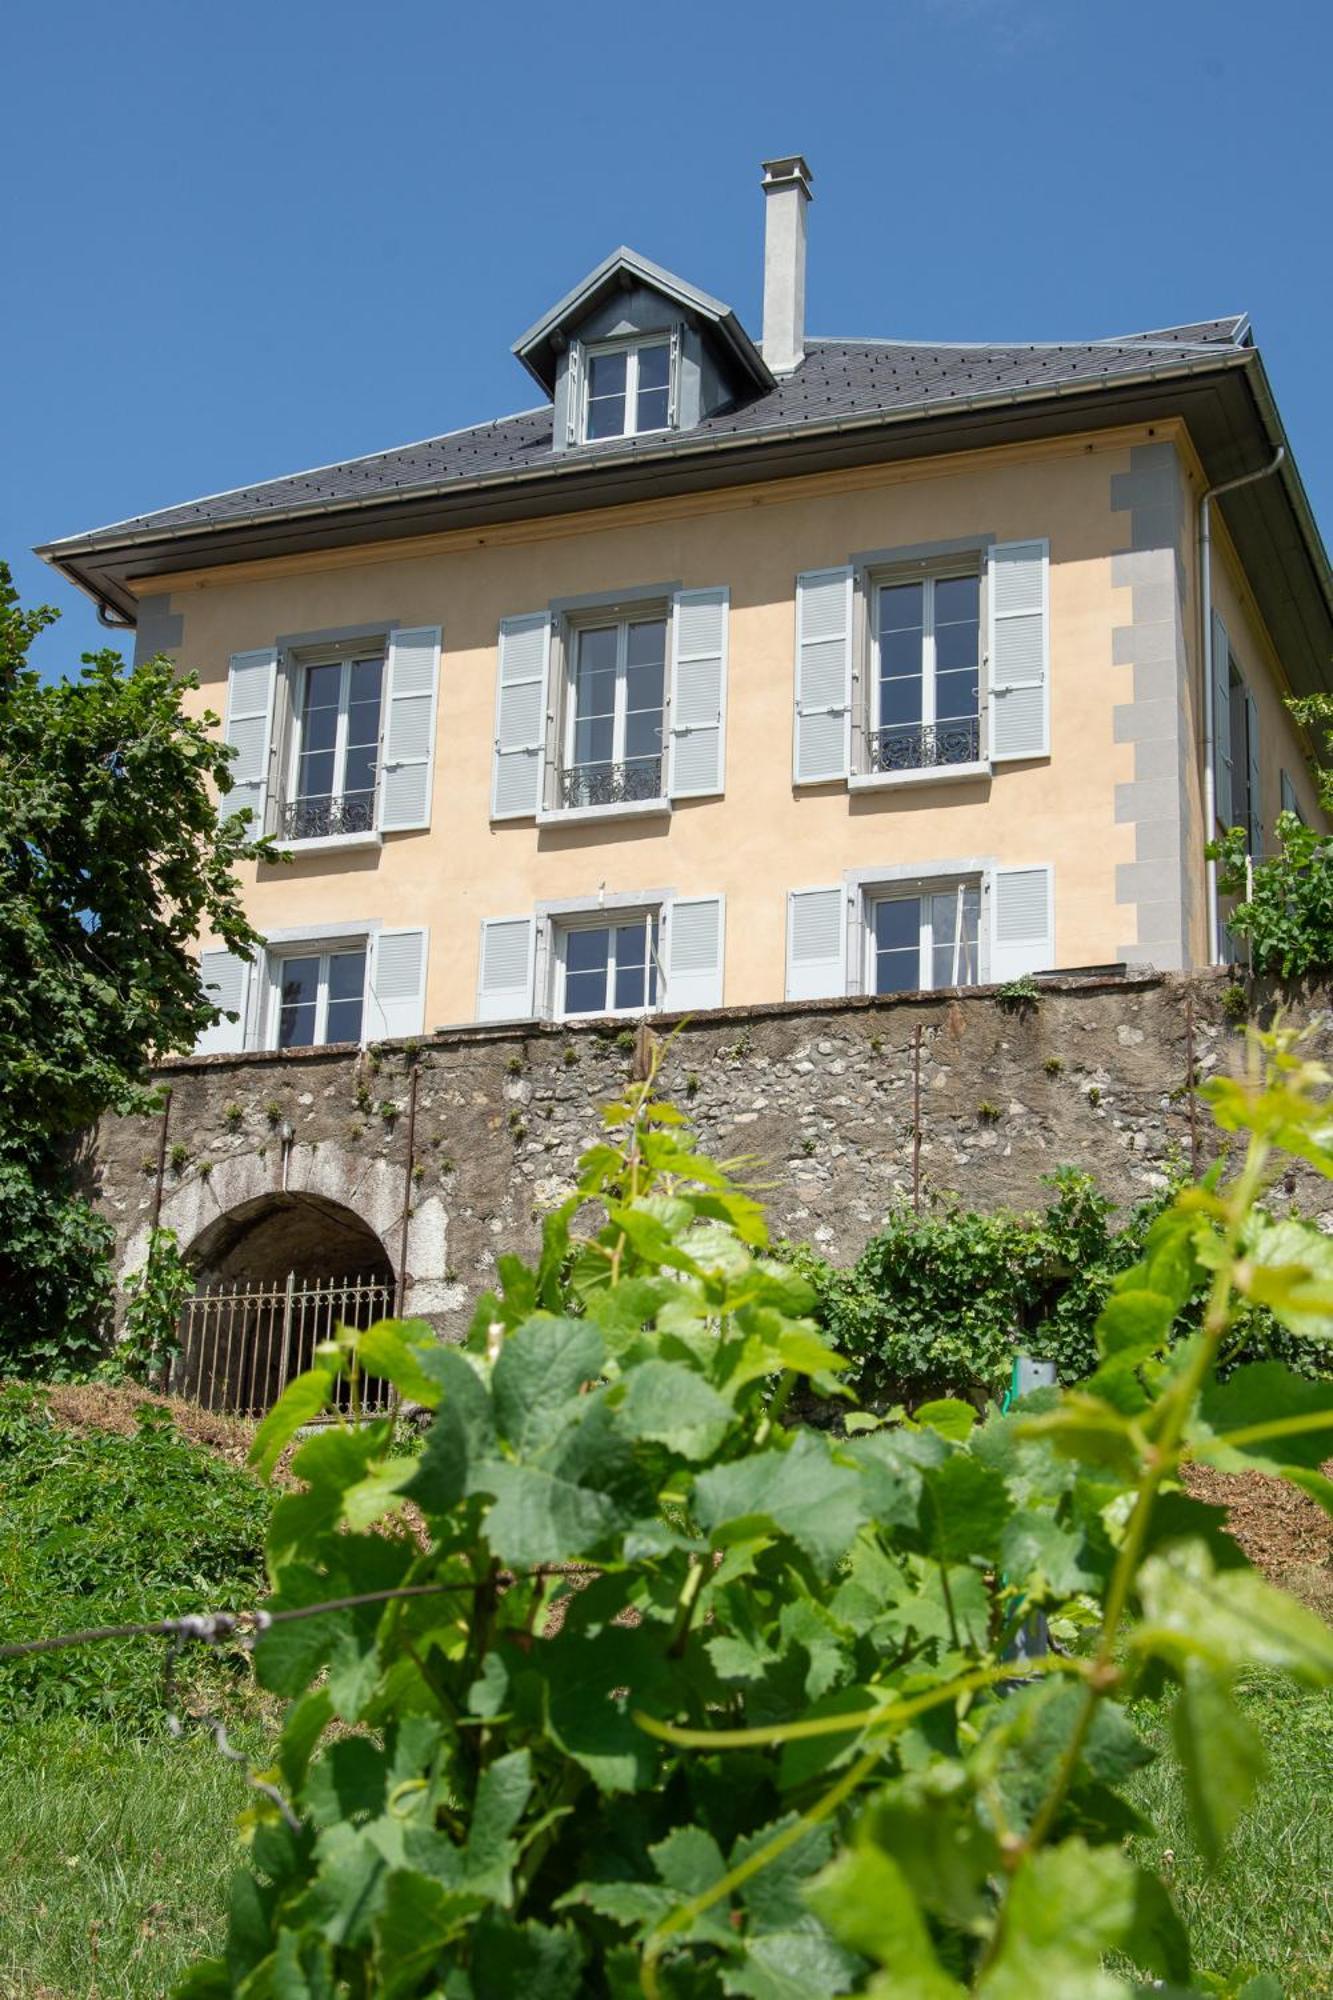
[1128,1672,1333,1998]
[0,1722,255,1999]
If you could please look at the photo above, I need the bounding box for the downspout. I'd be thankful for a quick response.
[1200,445,1285,963]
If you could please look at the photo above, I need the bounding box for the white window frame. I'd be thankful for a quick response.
[553,909,663,1021]
[265,941,371,1050]
[868,562,984,769]
[580,334,674,442]
[555,603,671,815]
[284,643,387,847]
[863,876,982,996]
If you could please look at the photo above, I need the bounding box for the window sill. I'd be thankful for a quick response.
[275,832,383,856]
[536,798,672,828]
[849,761,991,793]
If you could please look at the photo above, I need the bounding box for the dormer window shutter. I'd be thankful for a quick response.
[222,647,278,830]
[565,342,584,447]
[492,614,551,820]
[667,324,682,429]
[794,569,853,785]
[987,540,1049,762]
[379,626,441,833]
[668,587,727,799]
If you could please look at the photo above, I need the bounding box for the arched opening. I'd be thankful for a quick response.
[175,1194,396,1417]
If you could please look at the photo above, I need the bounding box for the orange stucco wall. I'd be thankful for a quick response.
[139,419,1310,1026]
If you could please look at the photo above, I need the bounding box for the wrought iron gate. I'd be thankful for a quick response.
[171,1272,395,1418]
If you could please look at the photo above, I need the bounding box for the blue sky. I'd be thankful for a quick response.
[4,0,1329,680]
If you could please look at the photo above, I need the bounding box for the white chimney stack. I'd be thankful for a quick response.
[761,155,813,375]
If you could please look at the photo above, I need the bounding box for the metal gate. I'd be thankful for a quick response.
[171,1271,396,1418]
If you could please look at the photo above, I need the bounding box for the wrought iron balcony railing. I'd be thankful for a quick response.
[868,716,982,775]
[558,758,664,810]
[280,790,378,841]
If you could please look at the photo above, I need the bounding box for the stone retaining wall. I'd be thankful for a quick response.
[85,971,1333,1332]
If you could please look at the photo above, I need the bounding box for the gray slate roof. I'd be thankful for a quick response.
[49,317,1252,552]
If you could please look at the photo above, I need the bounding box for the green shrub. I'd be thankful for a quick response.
[0,1386,269,1729]
[1210,812,1333,976]
[789,1168,1318,1408]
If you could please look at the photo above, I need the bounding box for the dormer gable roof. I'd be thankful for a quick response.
[512,246,774,399]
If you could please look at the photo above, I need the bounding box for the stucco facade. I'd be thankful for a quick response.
[133,419,1317,1036]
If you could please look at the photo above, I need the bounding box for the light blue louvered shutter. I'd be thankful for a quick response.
[378,626,440,832]
[477,917,536,1022]
[565,342,584,447]
[492,616,550,819]
[1245,690,1262,853]
[664,896,724,1013]
[1212,612,1233,829]
[987,540,1049,762]
[195,948,251,1055]
[793,569,852,784]
[367,928,428,1040]
[668,588,727,799]
[989,866,1054,983]
[786,887,845,1001]
[222,648,277,827]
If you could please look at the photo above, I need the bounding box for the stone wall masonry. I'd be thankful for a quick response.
[86,971,1333,1333]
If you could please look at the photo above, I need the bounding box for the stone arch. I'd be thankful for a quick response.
[119,1138,456,1324]
[185,1190,392,1288]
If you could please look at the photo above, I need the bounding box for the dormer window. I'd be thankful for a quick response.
[583,337,672,441]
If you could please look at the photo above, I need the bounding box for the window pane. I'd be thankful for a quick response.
[935,667,979,723]
[573,627,618,770]
[635,387,669,432]
[879,675,924,728]
[277,955,319,1049]
[873,898,920,997]
[874,898,920,952]
[349,657,383,705]
[564,926,611,1014]
[586,350,628,439]
[934,573,979,629]
[879,582,924,634]
[302,696,339,755]
[325,951,366,1044]
[929,888,980,988]
[624,619,666,771]
[304,662,342,712]
[613,920,649,1011]
[297,749,336,802]
[637,343,670,391]
[345,661,381,802]
[635,343,670,432]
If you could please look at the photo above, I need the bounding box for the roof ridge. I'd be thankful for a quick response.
[805,330,1235,355]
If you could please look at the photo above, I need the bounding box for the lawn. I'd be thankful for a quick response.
[3,1676,1331,1997]
[1128,1671,1333,1998]
[0,1722,253,1999]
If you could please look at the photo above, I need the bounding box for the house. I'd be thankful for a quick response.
[40,158,1333,1059]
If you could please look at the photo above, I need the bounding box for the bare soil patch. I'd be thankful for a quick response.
[1182,1458,1333,1616]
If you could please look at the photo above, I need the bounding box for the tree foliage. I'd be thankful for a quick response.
[0,562,270,1365]
[1211,813,1333,978]
[183,1029,1333,1997]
